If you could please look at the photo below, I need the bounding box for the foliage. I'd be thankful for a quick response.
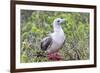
[20,10,90,63]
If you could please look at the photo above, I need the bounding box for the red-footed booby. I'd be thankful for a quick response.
[41,18,65,61]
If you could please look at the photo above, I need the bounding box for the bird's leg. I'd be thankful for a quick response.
[47,49,62,61]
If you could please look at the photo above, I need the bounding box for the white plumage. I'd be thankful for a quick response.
[41,18,65,54]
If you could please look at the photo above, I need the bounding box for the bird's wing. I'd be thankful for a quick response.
[41,36,53,51]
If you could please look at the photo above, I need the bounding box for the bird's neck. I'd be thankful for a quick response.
[53,24,63,32]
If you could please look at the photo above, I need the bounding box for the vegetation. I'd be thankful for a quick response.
[20,10,90,63]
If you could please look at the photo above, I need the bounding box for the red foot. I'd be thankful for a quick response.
[47,52,62,61]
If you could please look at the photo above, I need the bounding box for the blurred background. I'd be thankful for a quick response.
[20,10,90,63]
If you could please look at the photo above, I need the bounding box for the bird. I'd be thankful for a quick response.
[41,18,65,61]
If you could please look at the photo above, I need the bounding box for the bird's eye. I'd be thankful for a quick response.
[57,20,60,23]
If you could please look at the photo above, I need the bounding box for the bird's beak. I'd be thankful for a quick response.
[60,19,65,24]
[62,19,65,22]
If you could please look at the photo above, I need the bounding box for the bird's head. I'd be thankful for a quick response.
[53,18,65,25]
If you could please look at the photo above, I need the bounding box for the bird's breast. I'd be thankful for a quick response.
[51,31,65,45]
[47,31,65,54]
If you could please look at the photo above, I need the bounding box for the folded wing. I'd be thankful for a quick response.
[41,36,52,51]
